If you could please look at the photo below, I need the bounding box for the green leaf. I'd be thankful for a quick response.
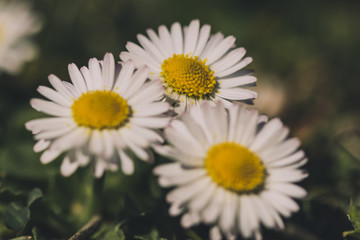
[2,202,30,231]
[27,189,42,207]
[9,236,32,240]
[134,228,166,240]
[349,200,360,231]
[91,223,125,240]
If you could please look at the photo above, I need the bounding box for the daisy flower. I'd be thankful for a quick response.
[26,53,170,177]
[153,103,308,239]
[0,0,41,75]
[120,19,257,114]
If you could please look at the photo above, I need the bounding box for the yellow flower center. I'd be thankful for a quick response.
[205,142,265,192]
[161,54,216,99]
[72,90,130,129]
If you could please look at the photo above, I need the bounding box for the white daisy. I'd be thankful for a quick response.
[26,53,170,177]
[0,0,41,75]
[120,19,257,114]
[153,103,308,239]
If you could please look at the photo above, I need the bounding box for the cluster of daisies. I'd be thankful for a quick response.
[24,19,307,240]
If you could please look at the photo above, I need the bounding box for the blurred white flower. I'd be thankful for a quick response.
[26,53,170,177]
[120,19,257,115]
[254,79,286,117]
[154,103,307,239]
[0,0,41,75]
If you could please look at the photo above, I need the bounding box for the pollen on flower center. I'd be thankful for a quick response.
[161,54,216,99]
[72,90,130,129]
[205,142,265,192]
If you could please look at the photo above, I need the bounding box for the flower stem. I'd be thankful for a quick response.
[68,215,102,240]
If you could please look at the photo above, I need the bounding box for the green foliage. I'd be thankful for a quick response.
[91,223,126,240]
[3,202,30,231]
[344,201,360,239]
[1,188,42,235]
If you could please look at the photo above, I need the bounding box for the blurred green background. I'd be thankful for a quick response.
[1,0,360,239]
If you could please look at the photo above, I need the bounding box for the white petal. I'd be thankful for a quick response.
[250,118,284,152]
[239,109,260,146]
[125,42,160,69]
[68,63,87,93]
[267,182,307,199]
[146,28,168,57]
[75,150,90,166]
[62,81,81,98]
[102,53,116,90]
[50,127,89,152]
[188,103,213,144]
[122,65,150,99]
[268,150,306,167]
[40,149,61,164]
[215,57,253,78]
[34,123,75,140]
[166,177,210,205]
[260,138,301,162]
[37,86,72,107]
[153,162,182,176]
[201,186,225,224]
[239,195,260,238]
[127,80,165,106]
[219,75,257,89]
[89,130,103,155]
[165,121,206,157]
[158,168,206,187]
[130,126,163,143]
[169,203,184,216]
[60,155,79,177]
[184,19,200,54]
[201,103,228,143]
[227,103,241,141]
[130,117,170,129]
[118,149,134,175]
[102,129,115,159]
[181,212,200,228]
[80,66,95,91]
[251,195,277,228]
[267,169,308,183]
[170,22,183,54]
[219,192,237,233]
[200,32,224,59]
[48,74,75,99]
[204,36,236,65]
[94,158,106,178]
[137,34,164,63]
[211,47,246,73]
[123,135,150,161]
[88,57,103,90]
[210,226,222,240]
[133,102,169,117]
[113,60,135,95]
[33,139,50,152]
[261,191,299,217]
[25,117,73,133]
[180,110,208,145]
[158,25,174,57]
[217,88,257,100]
[30,98,71,117]
[118,129,147,148]
[188,180,216,212]
[193,24,211,56]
